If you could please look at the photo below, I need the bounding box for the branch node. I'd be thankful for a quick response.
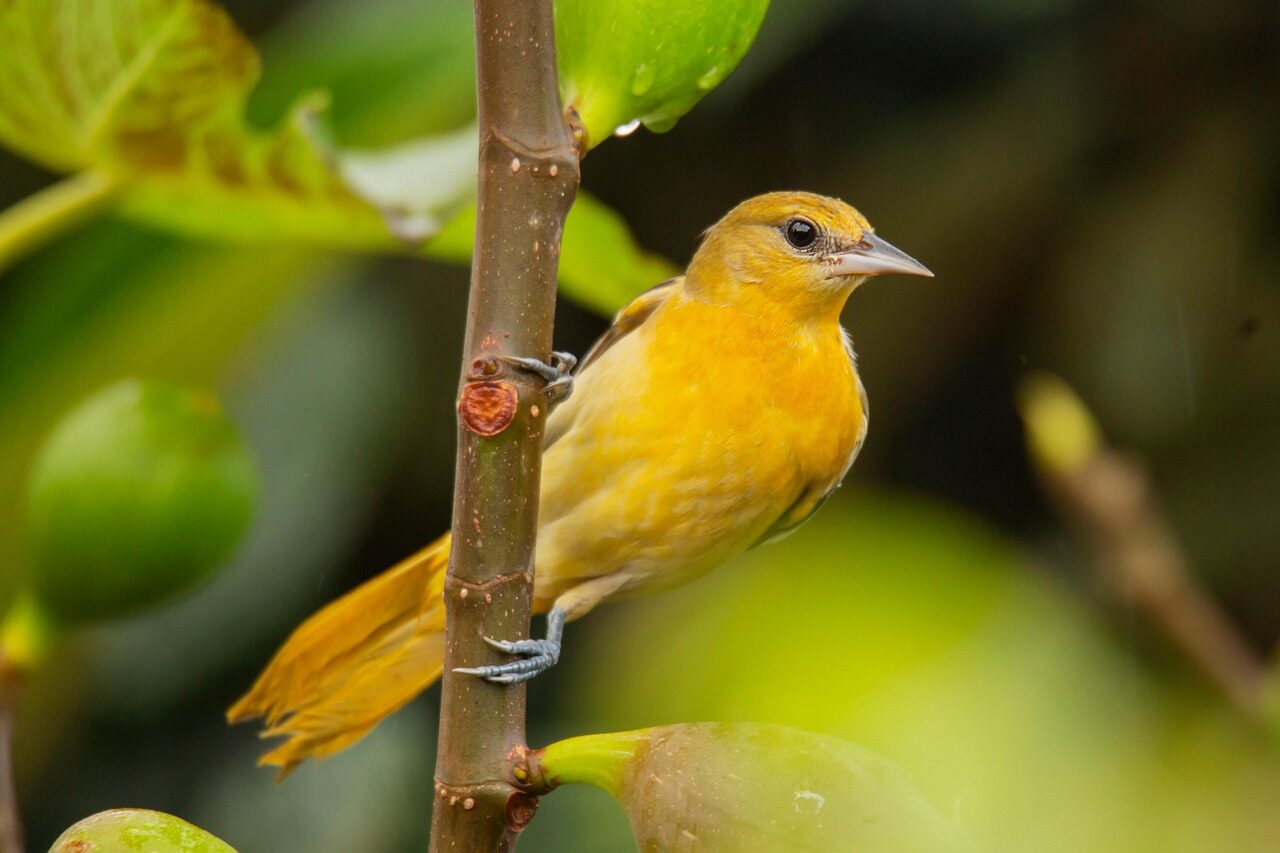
[504,792,539,831]
[444,572,534,599]
[459,381,518,436]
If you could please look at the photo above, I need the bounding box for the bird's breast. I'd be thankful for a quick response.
[533,294,865,601]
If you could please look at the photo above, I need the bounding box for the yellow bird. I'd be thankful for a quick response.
[228,191,932,776]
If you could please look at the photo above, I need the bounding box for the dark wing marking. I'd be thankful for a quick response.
[750,483,834,549]
[577,277,681,373]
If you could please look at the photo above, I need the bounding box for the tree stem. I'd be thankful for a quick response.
[1053,451,1266,717]
[428,0,579,849]
[0,664,24,853]
[0,171,120,276]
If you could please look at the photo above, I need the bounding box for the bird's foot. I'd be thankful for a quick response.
[455,607,566,685]
[455,637,561,684]
[500,351,577,409]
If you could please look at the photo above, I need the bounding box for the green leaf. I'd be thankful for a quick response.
[25,379,259,624]
[0,0,473,256]
[538,723,968,852]
[556,0,772,145]
[0,0,258,173]
[50,808,237,853]
[0,0,672,313]
[113,98,476,251]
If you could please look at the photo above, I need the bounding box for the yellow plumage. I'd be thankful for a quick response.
[229,192,931,775]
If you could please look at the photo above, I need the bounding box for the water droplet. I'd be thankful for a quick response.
[613,119,641,137]
[631,63,656,96]
[510,157,522,172]
[383,211,439,245]
[697,65,723,91]
[644,116,677,134]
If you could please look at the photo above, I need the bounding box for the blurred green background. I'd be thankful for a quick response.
[3,0,1278,850]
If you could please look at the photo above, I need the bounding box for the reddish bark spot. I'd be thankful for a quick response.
[460,381,517,436]
[505,792,539,830]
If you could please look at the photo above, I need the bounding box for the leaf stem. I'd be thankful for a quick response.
[426,0,580,849]
[0,171,120,276]
[528,730,650,797]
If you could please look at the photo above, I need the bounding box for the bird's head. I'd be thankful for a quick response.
[685,191,932,318]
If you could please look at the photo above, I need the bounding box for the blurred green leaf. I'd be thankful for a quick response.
[25,380,258,624]
[114,94,475,252]
[251,0,476,144]
[539,722,967,852]
[556,0,771,145]
[0,0,257,173]
[561,490,1280,851]
[0,0,471,258]
[50,808,237,853]
[0,0,672,311]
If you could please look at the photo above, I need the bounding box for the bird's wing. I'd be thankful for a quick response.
[751,482,835,548]
[543,277,680,451]
[752,376,869,549]
[577,277,681,372]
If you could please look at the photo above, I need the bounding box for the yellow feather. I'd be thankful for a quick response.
[227,535,450,778]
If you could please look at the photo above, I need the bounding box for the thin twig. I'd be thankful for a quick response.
[0,171,119,275]
[1052,450,1265,716]
[1020,374,1265,719]
[427,0,580,849]
[0,658,25,853]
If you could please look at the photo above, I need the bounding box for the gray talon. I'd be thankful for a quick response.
[500,352,577,409]
[454,608,566,685]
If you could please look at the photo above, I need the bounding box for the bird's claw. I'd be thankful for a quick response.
[500,351,577,409]
[454,636,561,684]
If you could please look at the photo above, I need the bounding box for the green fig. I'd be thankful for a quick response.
[49,808,237,853]
[536,723,969,852]
[556,0,771,147]
[25,380,258,624]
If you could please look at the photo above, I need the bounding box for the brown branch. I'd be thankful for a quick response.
[0,658,24,853]
[1020,374,1266,719]
[1048,450,1266,717]
[428,0,579,849]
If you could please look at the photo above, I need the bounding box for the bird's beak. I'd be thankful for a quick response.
[827,234,934,278]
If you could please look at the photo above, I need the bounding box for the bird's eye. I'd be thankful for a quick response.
[783,218,818,251]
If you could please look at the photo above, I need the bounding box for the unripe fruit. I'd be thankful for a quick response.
[51,809,237,853]
[25,380,258,624]
[556,0,770,147]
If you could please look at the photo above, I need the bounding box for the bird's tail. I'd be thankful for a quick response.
[227,533,451,779]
